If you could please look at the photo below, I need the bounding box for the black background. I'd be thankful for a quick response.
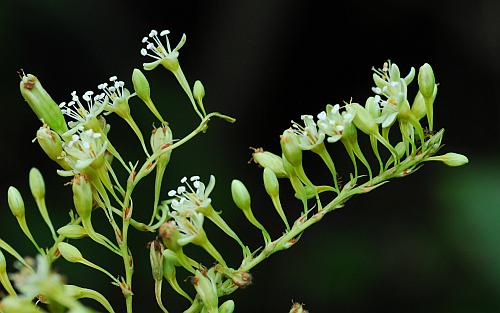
[1,0,499,312]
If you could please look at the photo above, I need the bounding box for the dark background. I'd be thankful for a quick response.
[1,0,499,312]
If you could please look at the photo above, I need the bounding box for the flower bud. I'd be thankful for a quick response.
[19,73,68,134]
[36,126,67,166]
[193,270,218,311]
[231,179,251,211]
[193,80,205,103]
[418,63,435,99]
[57,225,87,239]
[7,186,25,218]
[57,242,83,263]
[263,167,279,197]
[72,174,93,219]
[350,102,378,135]
[132,68,151,103]
[429,152,469,167]
[29,168,45,201]
[280,130,302,167]
[251,149,288,178]
[219,300,235,313]
[394,142,406,159]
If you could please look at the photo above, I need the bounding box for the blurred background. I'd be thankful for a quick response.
[1,0,499,312]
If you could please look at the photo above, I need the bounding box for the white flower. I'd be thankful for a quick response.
[290,115,325,150]
[62,128,108,171]
[97,76,132,115]
[10,255,63,300]
[140,29,187,71]
[171,211,205,246]
[168,175,215,216]
[59,90,106,130]
[317,104,356,143]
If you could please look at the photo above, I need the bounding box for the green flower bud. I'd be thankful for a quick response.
[57,225,87,239]
[429,152,469,167]
[19,73,68,134]
[251,149,288,178]
[7,186,25,218]
[350,102,378,135]
[219,300,235,313]
[132,68,151,103]
[36,125,70,169]
[263,167,279,197]
[72,174,93,219]
[280,130,302,167]
[418,63,435,99]
[395,142,406,159]
[29,168,45,201]
[193,270,218,312]
[193,80,205,103]
[231,179,251,211]
[57,242,83,263]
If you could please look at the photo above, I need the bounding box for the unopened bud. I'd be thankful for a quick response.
[132,68,151,103]
[394,142,406,159]
[72,174,93,219]
[411,91,426,121]
[29,168,45,201]
[57,225,87,239]
[159,221,181,251]
[149,240,164,282]
[57,242,83,263]
[251,149,288,178]
[19,73,68,134]
[231,179,251,211]
[365,96,380,119]
[36,126,66,165]
[193,80,205,103]
[280,130,302,167]
[418,63,435,99]
[429,152,469,167]
[219,300,235,313]
[263,167,279,197]
[7,186,25,218]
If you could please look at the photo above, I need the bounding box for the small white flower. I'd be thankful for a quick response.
[140,29,187,71]
[59,90,106,130]
[171,211,205,246]
[169,175,215,216]
[317,104,356,143]
[290,115,325,150]
[62,128,108,171]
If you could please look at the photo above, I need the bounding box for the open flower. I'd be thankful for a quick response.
[168,175,215,216]
[59,90,107,133]
[62,129,108,172]
[96,76,133,117]
[171,211,205,246]
[140,29,186,71]
[290,115,325,150]
[317,104,355,143]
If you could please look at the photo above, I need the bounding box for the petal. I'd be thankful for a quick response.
[143,60,162,71]
[173,33,187,52]
[205,175,216,196]
[382,112,398,128]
